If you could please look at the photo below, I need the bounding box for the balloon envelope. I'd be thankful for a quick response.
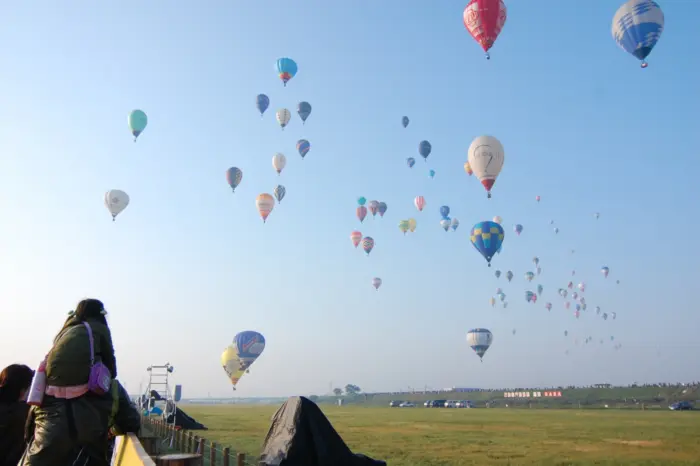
[402,116,409,128]
[470,221,505,265]
[467,135,504,197]
[297,139,310,159]
[612,0,664,67]
[466,328,493,360]
[276,57,298,85]
[226,167,243,192]
[104,190,130,220]
[297,101,312,123]
[256,94,270,116]
[221,331,266,387]
[128,110,148,140]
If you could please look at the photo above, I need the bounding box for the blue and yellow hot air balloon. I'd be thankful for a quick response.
[221,331,266,390]
[276,58,298,86]
[470,221,505,267]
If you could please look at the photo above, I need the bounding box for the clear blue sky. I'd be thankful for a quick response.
[1,1,699,398]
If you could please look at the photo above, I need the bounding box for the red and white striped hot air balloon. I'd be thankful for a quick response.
[414,196,426,212]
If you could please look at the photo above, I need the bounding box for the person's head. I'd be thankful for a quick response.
[0,364,34,402]
[71,298,108,326]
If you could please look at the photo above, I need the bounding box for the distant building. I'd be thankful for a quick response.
[593,384,612,389]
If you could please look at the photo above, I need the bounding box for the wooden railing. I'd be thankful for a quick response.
[141,417,266,466]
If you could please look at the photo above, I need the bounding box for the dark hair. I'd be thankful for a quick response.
[0,364,34,402]
[56,298,109,339]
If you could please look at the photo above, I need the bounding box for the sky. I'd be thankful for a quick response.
[1,1,699,398]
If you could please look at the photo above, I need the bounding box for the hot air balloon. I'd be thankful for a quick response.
[402,116,409,128]
[464,162,473,176]
[276,109,291,130]
[414,196,426,211]
[545,302,552,311]
[221,331,266,390]
[554,227,559,234]
[128,110,148,142]
[603,313,608,320]
[372,277,382,290]
[495,270,501,279]
[468,135,504,198]
[564,330,568,337]
[378,202,388,217]
[350,231,362,248]
[256,193,275,223]
[362,237,374,255]
[601,266,610,278]
[451,218,459,231]
[470,221,504,267]
[525,291,537,303]
[463,0,507,59]
[358,197,367,206]
[104,190,130,221]
[256,94,270,117]
[514,224,523,235]
[493,215,502,224]
[506,271,513,282]
[537,284,543,296]
[398,220,410,235]
[489,297,496,307]
[429,169,436,179]
[503,302,508,309]
[272,153,287,175]
[440,219,451,232]
[276,57,298,86]
[297,139,310,159]
[440,206,450,218]
[535,195,541,202]
[574,310,580,319]
[226,167,243,193]
[565,302,571,310]
[533,257,540,266]
[274,185,286,203]
[578,283,586,292]
[595,212,600,220]
[418,141,431,161]
[612,312,617,320]
[357,206,367,223]
[466,328,493,361]
[536,266,542,276]
[612,0,664,68]
[408,218,417,232]
[297,101,312,124]
[407,157,416,168]
[525,272,535,282]
[368,200,380,217]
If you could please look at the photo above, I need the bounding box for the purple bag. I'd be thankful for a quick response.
[83,322,112,395]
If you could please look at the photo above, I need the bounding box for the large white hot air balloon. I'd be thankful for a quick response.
[276,108,291,130]
[272,153,287,175]
[466,328,493,362]
[104,190,130,221]
[467,135,504,198]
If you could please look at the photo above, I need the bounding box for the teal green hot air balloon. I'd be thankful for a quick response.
[128,110,148,142]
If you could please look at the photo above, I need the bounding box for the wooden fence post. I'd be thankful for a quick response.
[222,447,230,466]
[236,453,245,466]
[192,436,199,453]
[187,432,193,453]
[210,442,216,465]
[197,438,205,455]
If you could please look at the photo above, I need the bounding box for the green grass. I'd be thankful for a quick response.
[181,404,700,465]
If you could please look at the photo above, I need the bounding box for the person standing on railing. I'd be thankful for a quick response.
[0,364,35,466]
[20,298,118,466]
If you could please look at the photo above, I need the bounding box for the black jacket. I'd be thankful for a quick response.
[0,400,31,466]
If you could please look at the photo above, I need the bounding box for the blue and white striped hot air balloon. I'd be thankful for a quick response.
[466,328,493,362]
[612,0,664,68]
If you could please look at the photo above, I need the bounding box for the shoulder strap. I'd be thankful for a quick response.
[82,322,96,366]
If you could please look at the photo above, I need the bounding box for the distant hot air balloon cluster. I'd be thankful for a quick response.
[97,0,660,383]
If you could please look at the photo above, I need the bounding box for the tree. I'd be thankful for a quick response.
[333,388,342,397]
[344,384,361,395]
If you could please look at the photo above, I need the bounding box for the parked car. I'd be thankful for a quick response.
[430,399,447,407]
[444,400,458,408]
[669,401,693,411]
[455,400,474,408]
[389,400,402,407]
[399,401,415,407]
[423,400,433,407]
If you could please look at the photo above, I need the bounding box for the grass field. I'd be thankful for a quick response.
[181,404,700,465]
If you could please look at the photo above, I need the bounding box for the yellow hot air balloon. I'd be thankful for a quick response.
[221,345,244,389]
[408,218,417,232]
[256,193,275,223]
[464,161,473,176]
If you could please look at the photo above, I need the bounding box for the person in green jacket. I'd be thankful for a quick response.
[20,298,118,466]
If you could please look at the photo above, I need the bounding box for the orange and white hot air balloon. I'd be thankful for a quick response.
[350,231,362,248]
[256,193,275,223]
[414,196,426,212]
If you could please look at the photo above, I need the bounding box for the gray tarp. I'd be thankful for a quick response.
[259,396,386,466]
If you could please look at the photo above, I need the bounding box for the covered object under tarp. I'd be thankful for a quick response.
[259,396,386,466]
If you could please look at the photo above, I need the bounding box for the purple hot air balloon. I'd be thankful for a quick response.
[362,237,374,255]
